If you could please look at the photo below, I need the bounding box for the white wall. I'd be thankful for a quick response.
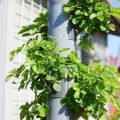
[0,0,8,119]
[1,0,45,120]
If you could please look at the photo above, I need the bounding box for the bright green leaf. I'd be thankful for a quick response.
[38,104,49,117]
[100,25,106,31]
[46,75,56,81]
[74,91,80,98]
[53,83,61,92]
[109,23,115,31]
[32,65,45,74]
[90,13,96,19]
[75,10,81,15]
[58,48,70,53]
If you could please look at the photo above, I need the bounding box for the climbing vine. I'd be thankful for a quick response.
[64,0,120,50]
[7,0,120,120]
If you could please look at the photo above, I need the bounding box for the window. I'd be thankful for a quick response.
[34,0,40,5]
[21,0,47,7]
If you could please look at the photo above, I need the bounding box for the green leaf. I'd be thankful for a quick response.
[110,13,120,19]
[69,64,78,72]
[58,48,70,52]
[64,7,72,12]
[9,44,24,61]
[15,65,25,78]
[97,11,103,16]
[109,23,115,31]
[74,91,80,98]
[72,83,80,91]
[31,105,38,112]
[90,13,96,19]
[110,7,120,19]
[97,11,105,21]
[79,39,94,51]
[72,17,79,25]
[22,32,30,37]
[20,109,27,120]
[46,75,56,81]
[9,51,16,61]
[20,103,29,120]
[38,104,49,117]
[112,98,120,109]
[34,11,48,24]
[86,105,94,111]
[102,4,109,13]
[75,10,81,15]
[81,90,86,95]
[64,4,74,13]
[19,26,30,34]
[24,58,35,67]
[68,51,77,60]
[86,0,94,3]
[100,25,106,31]
[32,65,45,74]
[97,15,105,21]
[53,83,61,91]
[6,69,16,81]
[59,67,69,77]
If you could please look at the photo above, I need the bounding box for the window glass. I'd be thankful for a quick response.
[34,0,40,5]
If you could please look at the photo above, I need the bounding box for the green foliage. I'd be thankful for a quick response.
[9,44,24,61]
[38,104,49,117]
[64,0,120,50]
[62,64,120,119]
[7,38,70,119]
[18,11,48,39]
[110,6,120,19]
[7,3,120,120]
[7,34,120,119]
[7,11,70,120]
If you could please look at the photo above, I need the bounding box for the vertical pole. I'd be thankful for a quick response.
[48,0,76,120]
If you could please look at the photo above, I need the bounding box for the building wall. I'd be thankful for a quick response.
[0,0,46,120]
[0,0,8,120]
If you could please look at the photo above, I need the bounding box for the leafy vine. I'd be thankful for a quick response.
[7,0,120,120]
[64,0,120,50]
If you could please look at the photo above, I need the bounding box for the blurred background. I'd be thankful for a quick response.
[0,0,120,120]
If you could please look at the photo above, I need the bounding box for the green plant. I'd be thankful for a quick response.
[64,0,120,50]
[7,1,120,120]
[7,11,70,120]
[62,64,120,119]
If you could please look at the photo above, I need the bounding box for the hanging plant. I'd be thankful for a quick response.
[6,1,120,120]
